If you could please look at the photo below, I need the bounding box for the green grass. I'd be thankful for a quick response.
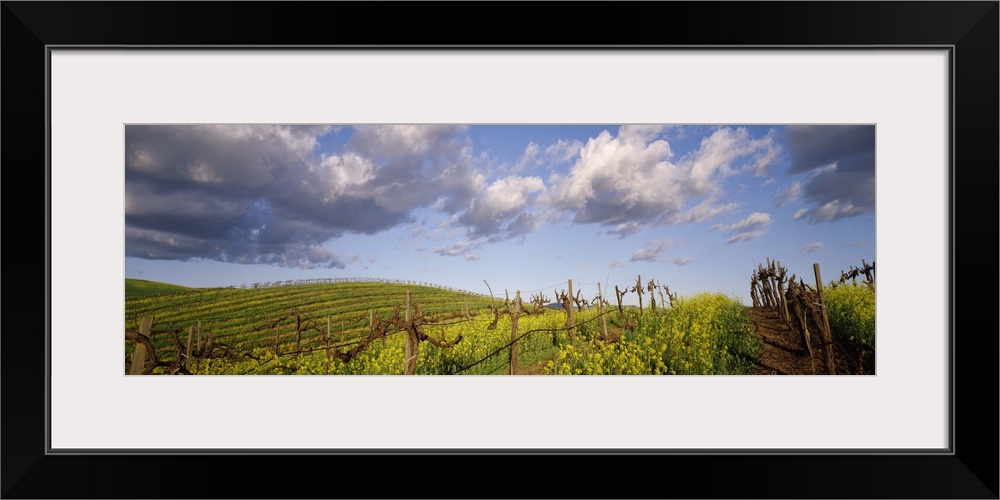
[125,278,193,297]
[124,281,495,373]
[124,283,770,375]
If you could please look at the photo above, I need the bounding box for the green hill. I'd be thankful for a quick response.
[124,280,494,358]
[125,278,193,297]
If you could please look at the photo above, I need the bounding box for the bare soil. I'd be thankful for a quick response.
[515,360,549,375]
[748,307,853,375]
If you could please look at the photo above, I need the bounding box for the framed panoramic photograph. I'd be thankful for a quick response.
[121,122,876,378]
[6,1,998,498]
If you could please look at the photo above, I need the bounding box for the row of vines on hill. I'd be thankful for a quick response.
[126,273,759,375]
[126,287,487,375]
[125,277,491,303]
[126,261,872,376]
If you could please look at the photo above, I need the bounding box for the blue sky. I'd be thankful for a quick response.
[124,124,875,306]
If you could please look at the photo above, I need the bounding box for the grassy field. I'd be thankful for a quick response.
[124,280,497,373]
[125,278,194,297]
[124,279,768,375]
[124,277,871,375]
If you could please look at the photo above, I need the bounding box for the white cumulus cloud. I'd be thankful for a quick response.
[542,126,778,237]
[544,139,584,164]
[458,175,546,241]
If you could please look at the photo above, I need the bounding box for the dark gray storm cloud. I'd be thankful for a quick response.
[347,125,483,214]
[783,125,876,223]
[125,125,481,268]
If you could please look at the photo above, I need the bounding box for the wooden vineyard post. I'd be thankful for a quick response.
[790,284,816,374]
[295,314,302,360]
[753,271,762,307]
[372,308,383,348]
[776,264,790,324]
[767,271,776,308]
[510,290,521,375]
[757,264,771,307]
[326,316,332,374]
[205,325,213,373]
[404,290,417,375]
[635,274,643,316]
[404,290,411,370]
[760,267,774,308]
[814,263,836,375]
[766,259,776,312]
[195,320,202,374]
[597,282,608,341]
[765,259,773,295]
[274,325,280,356]
[614,285,625,320]
[185,325,195,372]
[129,316,154,375]
[566,280,576,345]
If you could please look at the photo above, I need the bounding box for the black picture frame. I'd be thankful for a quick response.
[4,2,997,498]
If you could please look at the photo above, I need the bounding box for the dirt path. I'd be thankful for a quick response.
[749,307,818,374]
[748,307,854,375]
[516,360,549,375]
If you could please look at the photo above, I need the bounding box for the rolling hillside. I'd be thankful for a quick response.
[125,278,194,297]
[125,280,495,356]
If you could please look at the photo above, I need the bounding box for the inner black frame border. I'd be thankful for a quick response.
[3,2,996,498]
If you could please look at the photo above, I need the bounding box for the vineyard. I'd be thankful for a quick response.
[124,260,874,375]
[749,258,876,374]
